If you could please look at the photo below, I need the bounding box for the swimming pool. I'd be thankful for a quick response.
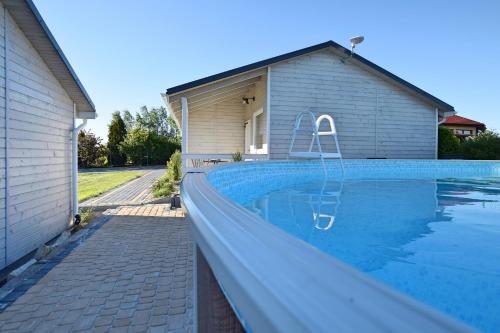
[206,160,500,332]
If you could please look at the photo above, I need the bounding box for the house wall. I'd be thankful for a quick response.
[244,79,267,152]
[269,49,438,159]
[441,125,478,137]
[0,7,74,269]
[187,97,246,154]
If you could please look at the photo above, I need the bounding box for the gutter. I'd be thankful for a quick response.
[3,7,9,266]
[72,102,87,224]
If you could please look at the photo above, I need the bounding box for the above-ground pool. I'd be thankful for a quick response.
[207,160,500,333]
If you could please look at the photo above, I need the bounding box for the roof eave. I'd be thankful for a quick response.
[3,0,96,114]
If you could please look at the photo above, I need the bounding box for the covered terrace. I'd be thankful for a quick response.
[163,68,271,172]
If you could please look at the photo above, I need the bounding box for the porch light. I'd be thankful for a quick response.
[242,96,255,105]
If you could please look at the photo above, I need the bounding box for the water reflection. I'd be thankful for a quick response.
[247,179,447,271]
[244,177,500,332]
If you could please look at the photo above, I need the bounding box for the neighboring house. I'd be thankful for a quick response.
[163,41,455,172]
[0,0,95,270]
[440,115,485,140]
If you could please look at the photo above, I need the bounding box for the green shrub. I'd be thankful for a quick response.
[166,150,182,181]
[94,155,108,168]
[79,207,95,226]
[463,130,500,160]
[152,174,175,198]
[232,151,242,162]
[438,127,462,158]
[152,151,182,198]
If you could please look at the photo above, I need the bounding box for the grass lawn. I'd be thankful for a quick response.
[78,170,146,202]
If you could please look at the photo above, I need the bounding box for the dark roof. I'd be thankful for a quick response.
[3,0,95,116]
[443,115,485,127]
[166,40,454,112]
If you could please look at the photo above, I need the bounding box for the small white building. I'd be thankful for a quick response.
[163,41,455,171]
[0,0,95,270]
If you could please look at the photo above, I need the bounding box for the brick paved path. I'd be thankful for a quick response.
[0,214,193,333]
[111,205,185,218]
[81,169,166,209]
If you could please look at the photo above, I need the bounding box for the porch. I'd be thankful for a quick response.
[163,68,271,172]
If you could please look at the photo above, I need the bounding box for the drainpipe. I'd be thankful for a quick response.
[72,102,87,224]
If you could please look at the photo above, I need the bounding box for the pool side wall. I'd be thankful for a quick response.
[209,160,500,202]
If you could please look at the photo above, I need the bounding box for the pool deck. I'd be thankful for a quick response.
[0,210,193,333]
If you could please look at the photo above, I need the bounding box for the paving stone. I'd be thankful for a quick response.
[168,307,185,315]
[147,325,169,333]
[150,315,167,327]
[0,214,193,332]
[129,324,149,333]
[95,315,115,327]
[113,318,132,327]
[132,310,152,325]
[166,314,185,330]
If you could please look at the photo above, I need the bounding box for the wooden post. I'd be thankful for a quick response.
[266,66,271,158]
[196,246,245,333]
[181,96,188,173]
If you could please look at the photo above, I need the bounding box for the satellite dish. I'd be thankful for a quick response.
[350,36,364,54]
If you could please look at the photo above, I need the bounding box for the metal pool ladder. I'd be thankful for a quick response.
[288,111,344,175]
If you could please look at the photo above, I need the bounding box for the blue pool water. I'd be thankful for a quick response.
[241,178,500,332]
[207,161,500,333]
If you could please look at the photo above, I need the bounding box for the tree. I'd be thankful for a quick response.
[108,111,127,166]
[438,127,461,158]
[135,106,179,138]
[78,130,108,168]
[119,128,150,165]
[109,106,181,166]
[119,128,180,166]
[122,110,135,130]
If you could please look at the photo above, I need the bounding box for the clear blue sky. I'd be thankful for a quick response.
[33,0,500,140]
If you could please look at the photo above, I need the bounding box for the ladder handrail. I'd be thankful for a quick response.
[316,114,337,135]
[289,112,344,176]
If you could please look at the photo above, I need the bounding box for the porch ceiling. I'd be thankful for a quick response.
[167,70,265,124]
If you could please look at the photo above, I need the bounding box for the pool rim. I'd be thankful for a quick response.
[182,159,480,333]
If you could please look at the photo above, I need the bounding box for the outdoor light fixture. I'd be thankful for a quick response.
[242,96,255,105]
[349,36,364,55]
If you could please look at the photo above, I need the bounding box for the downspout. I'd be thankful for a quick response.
[4,7,9,265]
[72,102,86,224]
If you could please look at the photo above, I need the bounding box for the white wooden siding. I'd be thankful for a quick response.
[1,10,74,268]
[269,50,437,159]
[187,97,246,154]
[0,5,6,268]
